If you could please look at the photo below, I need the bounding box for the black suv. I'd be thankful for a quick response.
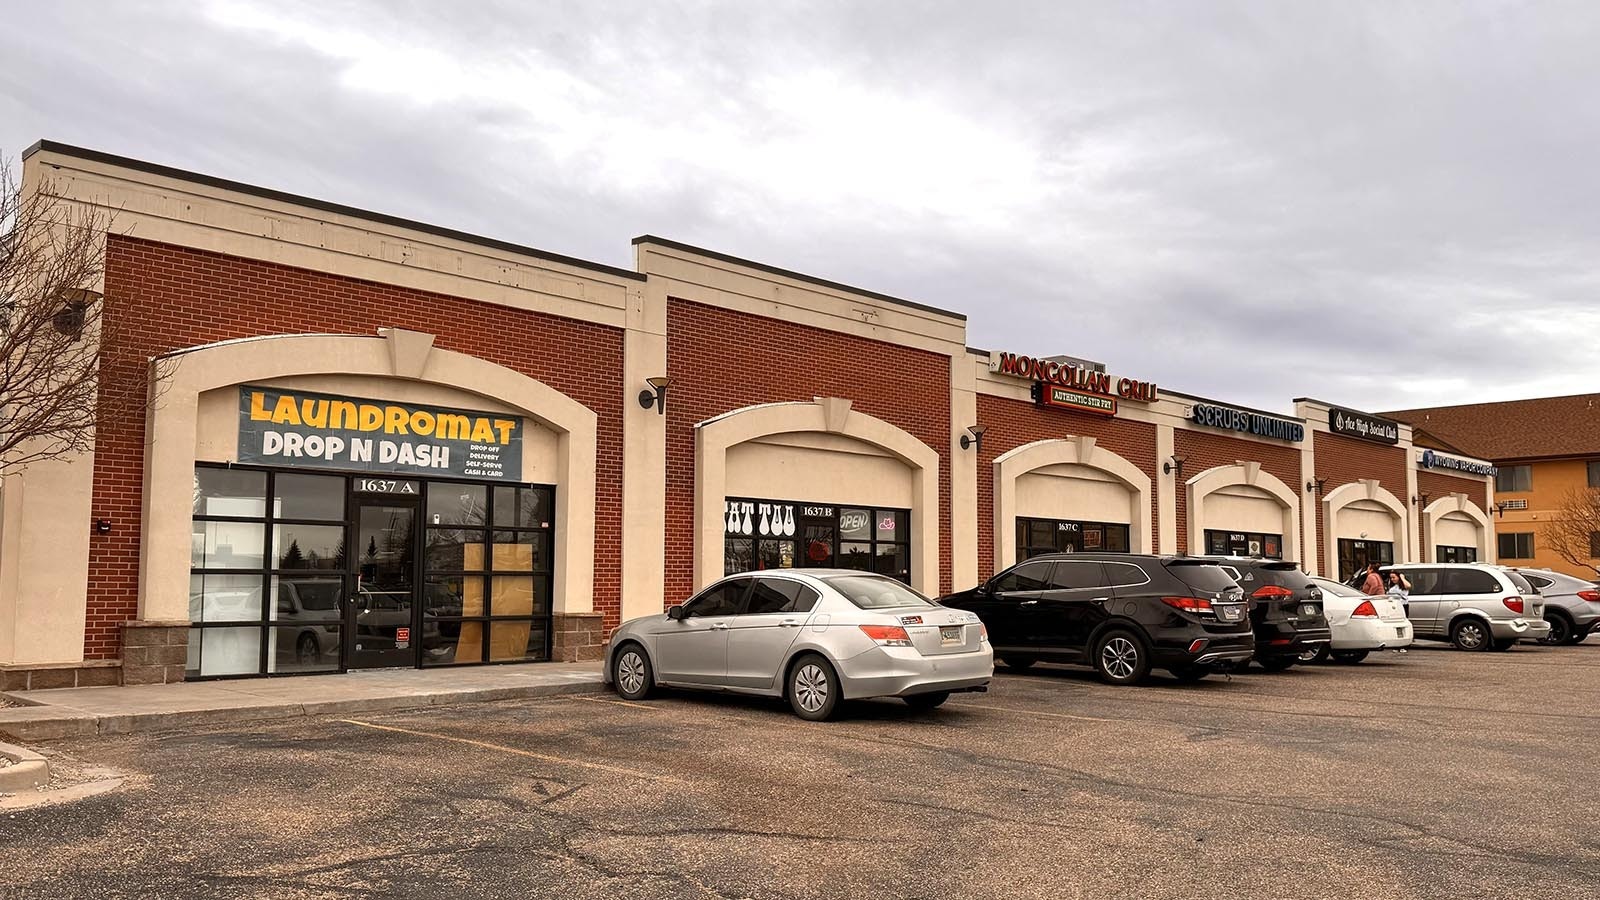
[939,553,1255,685]
[1196,557,1331,671]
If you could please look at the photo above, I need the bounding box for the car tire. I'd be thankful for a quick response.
[1297,645,1330,664]
[1330,649,1369,665]
[1491,638,1517,652]
[1256,655,1297,672]
[788,654,842,721]
[1450,618,1491,651]
[1541,615,1572,646]
[1569,630,1589,646]
[1001,656,1036,671]
[295,633,319,665]
[611,643,656,701]
[1168,665,1211,683]
[904,691,951,710]
[1092,630,1151,686]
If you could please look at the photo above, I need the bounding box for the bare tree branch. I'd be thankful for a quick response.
[0,155,167,475]
[1540,487,1600,575]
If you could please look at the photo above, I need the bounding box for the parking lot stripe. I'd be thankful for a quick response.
[573,696,657,710]
[337,719,675,782]
[948,702,1112,723]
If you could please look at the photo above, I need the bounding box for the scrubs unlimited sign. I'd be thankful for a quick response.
[237,386,523,481]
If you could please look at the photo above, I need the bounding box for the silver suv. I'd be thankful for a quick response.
[1384,563,1550,651]
[1507,568,1600,645]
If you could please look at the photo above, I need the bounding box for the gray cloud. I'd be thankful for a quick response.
[4,0,1598,413]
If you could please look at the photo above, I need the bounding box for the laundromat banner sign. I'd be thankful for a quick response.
[237,386,523,481]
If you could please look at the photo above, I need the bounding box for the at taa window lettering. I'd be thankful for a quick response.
[1497,532,1534,560]
[1016,517,1130,560]
[723,497,911,584]
[1203,530,1283,559]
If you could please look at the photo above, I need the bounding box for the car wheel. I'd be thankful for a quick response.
[1256,655,1296,672]
[295,633,319,665]
[1001,656,1036,671]
[1491,638,1517,652]
[1541,615,1571,646]
[1569,630,1589,646]
[1330,649,1369,665]
[904,691,950,710]
[788,654,841,721]
[1450,619,1490,651]
[1297,645,1330,664]
[611,643,655,701]
[1093,630,1150,686]
[1168,665,1211,683]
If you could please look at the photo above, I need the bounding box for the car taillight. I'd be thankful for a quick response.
[1252,585,1294,599]
[979,623,989,642]
[1579,590,1600,603]
[1502,597,1524,614]
[1162,596,1214,614]
[1351,600,1378,618]
[859,624,913,647]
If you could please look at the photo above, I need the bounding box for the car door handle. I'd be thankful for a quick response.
[710,623,730,630]
[1019,600,1039,607]
[778,619,800,627]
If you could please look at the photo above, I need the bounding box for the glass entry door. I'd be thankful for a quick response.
[349,500,420,669]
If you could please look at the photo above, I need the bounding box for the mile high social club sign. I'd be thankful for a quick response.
[989,351,1158,416]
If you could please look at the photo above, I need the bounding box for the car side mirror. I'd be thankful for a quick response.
[666,605,685,620]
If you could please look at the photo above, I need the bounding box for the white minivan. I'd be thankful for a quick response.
[1384,563,1550,651]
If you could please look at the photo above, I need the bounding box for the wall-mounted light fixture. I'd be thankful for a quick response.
[1411,492,1431,507]
[1492,501,1511,518]
[1306,476,1328,495]
[638,376,672,415]
[959,425,987,452]
[93,518,113,535]
[1162,455,1186,477]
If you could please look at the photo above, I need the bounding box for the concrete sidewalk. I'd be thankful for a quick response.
[0,662,605,742]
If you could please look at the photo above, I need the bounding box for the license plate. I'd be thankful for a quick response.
[1218,605,1243,622]
[940,625,962,645]
[1300,604,1319,617]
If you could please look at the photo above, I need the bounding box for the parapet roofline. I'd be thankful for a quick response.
[632,234,967,322]
[23,139,647,283]
[1162,390,1306,423]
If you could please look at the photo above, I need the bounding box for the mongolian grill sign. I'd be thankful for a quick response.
[237,386,523,481]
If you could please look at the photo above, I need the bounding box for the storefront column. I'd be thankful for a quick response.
[1405,446,1421,562]
[620,277,667,623]
[950,356,979,590]
[1156,423,1178,554]
[1300,438,1319,575]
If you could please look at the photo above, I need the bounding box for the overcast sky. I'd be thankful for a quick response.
[4,1,1597,414]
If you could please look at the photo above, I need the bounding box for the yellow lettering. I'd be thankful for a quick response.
[359,404,383,432]
[470,418,494,442]
[410,410,435,437]
[249,391,271,421]
[271,395,302,426]
[436,414,471,441]
[493,419,515,445]
[329,400,358,429]
[385,406,409,435]
[300,399,328,428]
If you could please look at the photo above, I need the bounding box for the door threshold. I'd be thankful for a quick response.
[344,667,417,674]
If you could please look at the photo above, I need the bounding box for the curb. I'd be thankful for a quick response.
[0,677,607,743]
[0,741,50,792]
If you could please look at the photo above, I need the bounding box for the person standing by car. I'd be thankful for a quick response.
[1360,563,1385,596]
[1386,571,1411,597]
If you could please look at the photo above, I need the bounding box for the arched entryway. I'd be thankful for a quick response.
[991,436,1151,569]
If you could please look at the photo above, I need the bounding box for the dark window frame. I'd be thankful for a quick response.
[1495,465,1532,493]
[1336,538,1395,583]
[723,497,912,585]
[1497,531,1535,560]
[1202,529,1284,560]
[1434,545,1478,564]
[1016,517,1131,561]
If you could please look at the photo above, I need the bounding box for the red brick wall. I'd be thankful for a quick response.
[1173,429,1303,557]
[1312,431,1409,566]
[88,236,626,659]
[974,394,1158,582]
[663,298,953,604]
[1418,470,1490,513]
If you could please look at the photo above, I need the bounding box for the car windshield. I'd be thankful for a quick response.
[822,574,935,610]
[1163,560,1240,593]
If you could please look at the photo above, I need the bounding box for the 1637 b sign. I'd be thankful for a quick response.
[237,386,523,481]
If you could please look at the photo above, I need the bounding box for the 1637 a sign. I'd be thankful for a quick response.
[237,386,523,481]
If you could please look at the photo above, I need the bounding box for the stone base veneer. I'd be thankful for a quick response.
[121,621,190,685]
[0,660,123,691]
[552,612,605,663]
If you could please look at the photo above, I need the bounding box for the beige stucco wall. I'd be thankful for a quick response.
[1337,503,1399,542]
[0,450,95,665]
[992,438,1152,569]
[726,435,915,510]
[1434,514,1478,548]
[1206,487,1289,534]
[1013,465,1134,522]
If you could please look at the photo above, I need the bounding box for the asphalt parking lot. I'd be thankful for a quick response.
[5,642,1599,900]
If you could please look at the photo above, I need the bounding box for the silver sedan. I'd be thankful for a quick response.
[604,569,994,720]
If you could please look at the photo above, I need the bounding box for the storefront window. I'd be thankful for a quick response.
[1203,530,1283,559]
[1436,545,1478,563]
[724,497,911,584]
[1015,518,1131,561]
[1337,539,1395,582]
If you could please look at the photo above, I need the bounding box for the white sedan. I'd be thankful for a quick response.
[1302,577,1414,664]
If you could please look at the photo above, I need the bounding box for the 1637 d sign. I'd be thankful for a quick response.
[237,386,523,481]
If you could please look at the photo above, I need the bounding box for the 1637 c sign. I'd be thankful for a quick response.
[237,386,523,481]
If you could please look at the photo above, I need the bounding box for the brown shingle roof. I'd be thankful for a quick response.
[1385,393,1600,462]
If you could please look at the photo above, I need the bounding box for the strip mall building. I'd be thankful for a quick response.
[0,143,1498,688]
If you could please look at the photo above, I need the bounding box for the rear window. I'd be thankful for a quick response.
[1164,561,1241,593]
[1235,563,1314,591]
[1502,571,1536,594]
[822,574,936,610]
